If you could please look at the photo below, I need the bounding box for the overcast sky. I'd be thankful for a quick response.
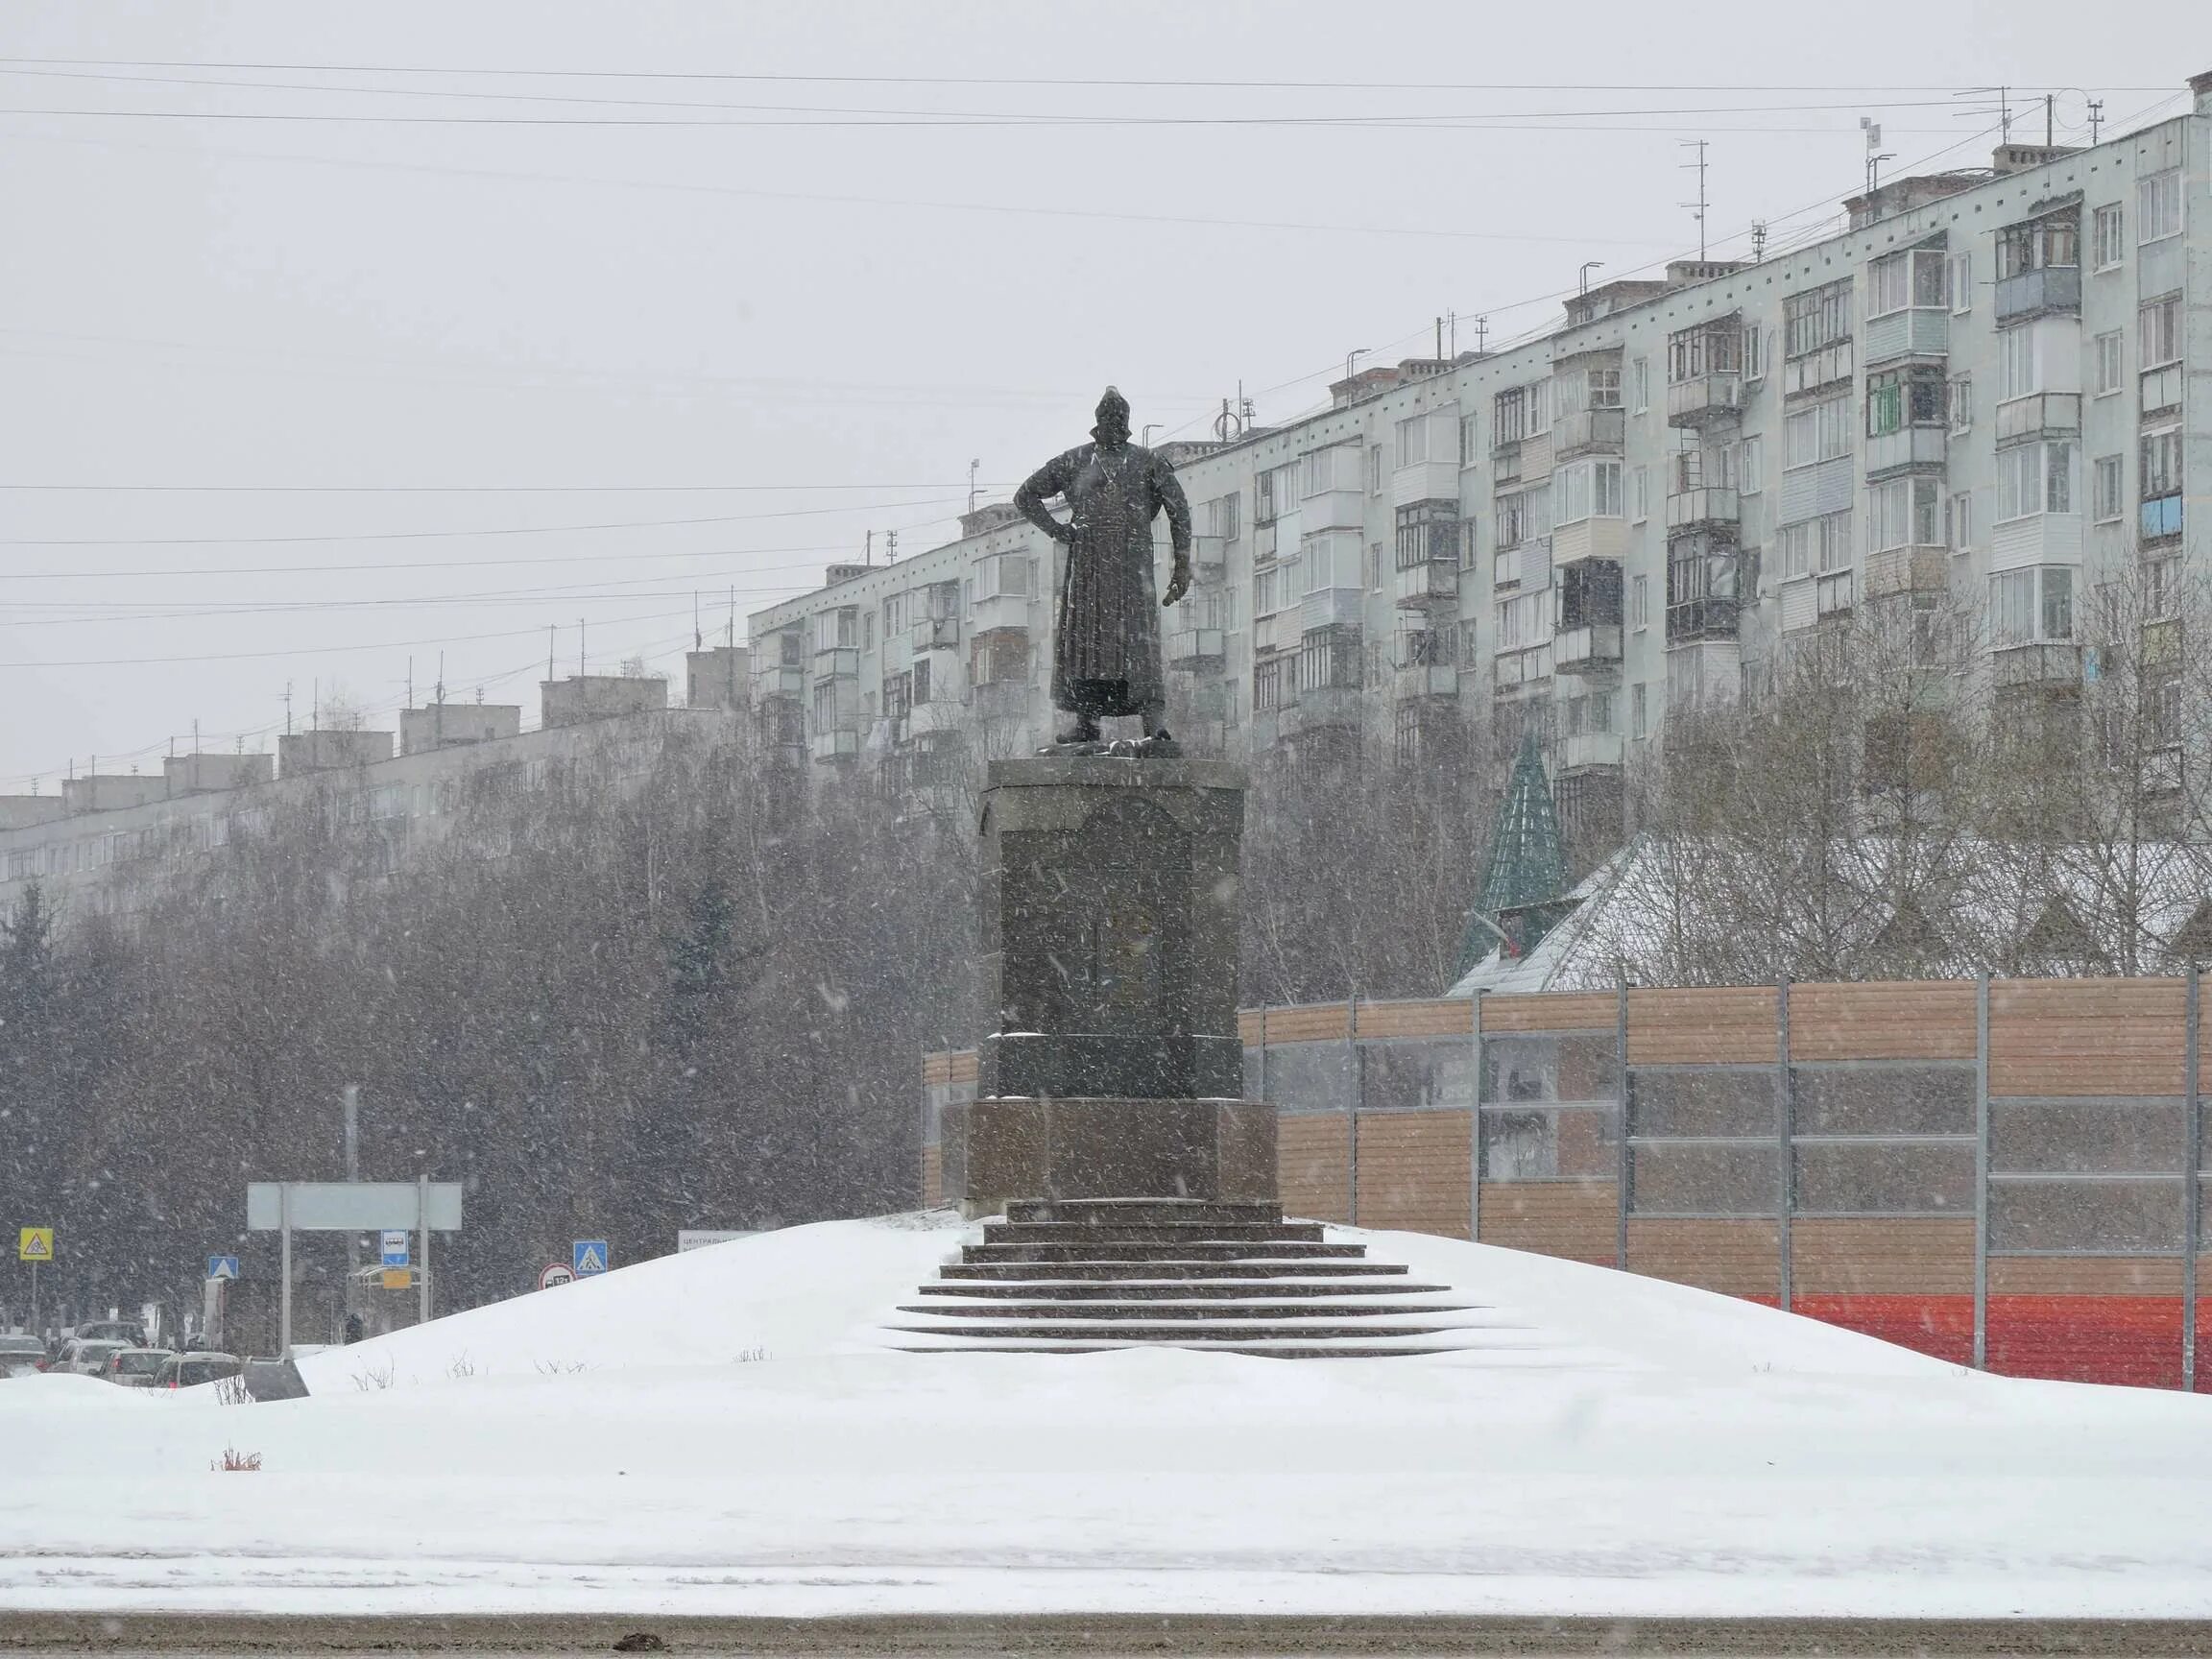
[0,1,2194,787]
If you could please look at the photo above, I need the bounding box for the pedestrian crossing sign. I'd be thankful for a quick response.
[17,1227,53,1262]
[572,1239,610,1277]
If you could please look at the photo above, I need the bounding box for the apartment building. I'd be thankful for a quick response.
[754,72,2212,863]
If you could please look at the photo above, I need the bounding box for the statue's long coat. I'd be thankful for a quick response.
[1014,442,1192,715]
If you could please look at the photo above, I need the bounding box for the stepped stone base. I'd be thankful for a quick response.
[940,1095,1275,1217]
[889,1198,1529,1359]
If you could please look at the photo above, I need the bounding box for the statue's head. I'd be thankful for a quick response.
[1092,385,1132,448]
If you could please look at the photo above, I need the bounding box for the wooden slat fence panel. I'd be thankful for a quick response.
[1627,987,1778,1065]
[1789,981,1977,1061]
[1988,977,2186,1095]
[1478,1181,1613,1262]
[1353,1110,1472,1238]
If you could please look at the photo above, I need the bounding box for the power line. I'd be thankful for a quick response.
[0,480,996,493]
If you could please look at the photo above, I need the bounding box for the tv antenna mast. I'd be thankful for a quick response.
[1678,139,1710,260]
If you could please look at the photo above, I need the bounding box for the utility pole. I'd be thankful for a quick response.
[1679,138,1710,260]
[2045,92,2055,148]
[282,682,293,736]
[967,458,980,514]
[1750,220,1768,263]
[343,1085,360,1335]
[886,529,898,563]
[1473,316,1489,354]
[2088,100,2104,144]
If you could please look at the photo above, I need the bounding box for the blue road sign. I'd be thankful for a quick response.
[572,1239,610,1277]
[207,1255,240,1282]
[379,1229,411,1267]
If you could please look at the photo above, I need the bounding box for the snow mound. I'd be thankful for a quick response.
[295,1212,1943,1390]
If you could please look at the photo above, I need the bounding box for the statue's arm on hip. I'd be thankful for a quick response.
[1013,451,1079,545]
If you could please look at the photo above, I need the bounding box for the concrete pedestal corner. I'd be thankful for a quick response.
[942,1094,1277,1216]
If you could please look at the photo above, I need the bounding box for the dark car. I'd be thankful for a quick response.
[152,1352,243,1389]
[71,1319,148,1349]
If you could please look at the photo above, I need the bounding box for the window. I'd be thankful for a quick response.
[1495,492,1527,549]
[1493,387,1527,445]
[1458,414,1479,467]
[1990,566,2073,644]
[1631,573,1650,630]
[1457,518,1480,570]
[1666,321,1743,382]
[1743,324,1764,380]
[1394,415,1429,469]
[1784,278,1853,357]
[1868,476,1940,551]
[1996,326,2038,401]
[1632,465,1648,522]
[2138,168,2182,243]
[2140,295,2180,368]
[1946,251,1973,313]
[1555,459,1623,523]
[2094,332,2124,397]
[1394,501,1458,567]
[2092,204,2125,270]
[1947,374,1972,434]
[1529,378,1552,434]
[1997,441,2075,520]
[1740,435,1764,493]
[1868,249,1945,316]
[1783,394,1852,468]
[1945,491,1972,552]
[1367,443,1385,495]
[1631,683,1647,739]
[1632,356,1649,411]
[2092,454,2124,522]
[2141,427,2182,499]
[1998,214,2078,278]
[1867,366,1945,436]
[1777,511,1851,579]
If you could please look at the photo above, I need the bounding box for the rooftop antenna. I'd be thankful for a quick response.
[547,623,556,685]
[967,458,980,514]
[283,680,293,736]
[1142,423,1161,446]
[1860,117,1893,204]
[2087,99,2104,143]
[1473,316,1489,353]
[1434,316,1444,360]
[406,656,414,709]
[864,528,873,566]
[1238,378,1253,429]
[1344,347,1370,381]
[694,591,703,651]
[437,652,445,706]
[1578,261,1604,296]
[1956,86,2012,143]
[2044,92,2055,148]
[1214,397,1238,441]
[1447,310,1457,356]
[1750,219,1768,263]
[1678,138,1710,260]
[886,528,898,563]
[578,617,585,676]
[727,585,735,647]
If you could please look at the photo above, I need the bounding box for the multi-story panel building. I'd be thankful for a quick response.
[757,78,2212,858]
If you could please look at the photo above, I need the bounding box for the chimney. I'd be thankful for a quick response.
[2192,69,2212,118]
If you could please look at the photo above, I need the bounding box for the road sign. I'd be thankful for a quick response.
[17,1228,53,1262]
[207,1254,240,1282]
[247,1181,463,1232]
[572,1239,610,1277]
[538,1262,576,1291]
[379,1229,411,1267]
[381,1267,413,1291]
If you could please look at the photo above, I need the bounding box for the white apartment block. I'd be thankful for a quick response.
[754,78,2211,849]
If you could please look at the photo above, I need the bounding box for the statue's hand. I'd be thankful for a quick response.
[1162,559,1192,607]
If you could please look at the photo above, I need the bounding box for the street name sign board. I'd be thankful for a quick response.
[538,1262,575,1291]
[677,1230,759,1252]
[379,1229,411,1266]
[247,1182,462,1232]
[18,1227,53,1262]
[206,1255,240,1282]
[572,1239,610,1276]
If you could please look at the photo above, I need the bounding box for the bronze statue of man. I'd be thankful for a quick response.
[1014,387,1194,747]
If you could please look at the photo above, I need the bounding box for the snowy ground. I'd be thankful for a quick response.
[3,1211,2210,1619]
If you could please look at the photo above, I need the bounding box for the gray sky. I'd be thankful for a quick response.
[0,0,2192,787]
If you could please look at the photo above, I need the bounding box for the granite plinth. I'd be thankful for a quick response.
[940,1094,1277,1214]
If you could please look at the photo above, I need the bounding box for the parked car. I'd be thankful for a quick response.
[58,1339,129,1377]
[0,1335,45,1379]
[152,1352,243,1389]
[104,1348,175,1387]
[70,1319,148,1349]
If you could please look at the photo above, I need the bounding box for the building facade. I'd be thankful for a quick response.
[754,78,2212,862]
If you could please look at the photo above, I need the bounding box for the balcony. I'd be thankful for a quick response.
[1493,642,1552,689]
[1667,596,1739,644]
[1491,439,1523,484]
[1167,625,1227,671]
[910,615,960,654]
[1667,373,1742,428]
[907,699,965,737]
[1553,624,1623,677]
[1864,544,1948,599]
[1865,426,1947,478]
[2142,493,2185,543]
[1518,431,1553,479]
[1993,641,2081,688]
[969,591,1032,635]
[1393,561,1458,608]
[1994,393,2080,446]
[1551,517,1630,568]
[1559,732,1623,773]
[755,664,805,700]
[1301,585,1364,632]
[2142,364,2183,418]
[974,679,1030,722]
[1665,486,1739,534]
[1191,534,1229,584]
[810,728,860,762]
[1392,661,1457,701]
[1863,307,1949,366]
[1280,684,1362,733]
[1994,265,2080,324]
[1553,407,1625,459]
[812,646,860,681]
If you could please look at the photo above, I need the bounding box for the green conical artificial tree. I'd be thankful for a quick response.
[1453,731,1568,979]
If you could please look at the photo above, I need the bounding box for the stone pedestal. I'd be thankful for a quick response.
[941,756,1276,1215]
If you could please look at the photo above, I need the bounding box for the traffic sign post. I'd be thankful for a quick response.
[379,1229,410,1268]
[572,1240,610,1277]
[206,1255,240,1282]
[18,1228,53,1331]
[538,1262,575,1291]
[247,1178,462,1352]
